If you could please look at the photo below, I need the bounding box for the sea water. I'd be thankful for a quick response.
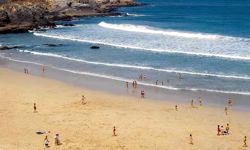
[0,0,250,102]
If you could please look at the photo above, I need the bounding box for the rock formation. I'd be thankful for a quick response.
[0,0,141,34]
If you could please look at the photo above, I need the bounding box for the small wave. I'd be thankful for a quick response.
[1,54,250,96]
[126,13,149,17]
[17,49,250,80]
[98,21,220,39]
[33,32,250,61]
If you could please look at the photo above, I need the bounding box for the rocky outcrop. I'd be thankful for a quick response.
[0,0,141,34]
[0,45,23,50]
[0,1,55,33]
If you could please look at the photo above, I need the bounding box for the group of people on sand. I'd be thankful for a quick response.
[33,102,62,148]
[24,68,29,74]
[139,74,146,81]
[225,98,233,115]
[217,124,230,135]
[132,81,138,88]
[190,97,203,108]
[126,80,138,89]
[32,90,248,148]
[24,65,46,75]
[44,133,61,148]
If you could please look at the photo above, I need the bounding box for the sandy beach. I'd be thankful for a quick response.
[0,67,249,150]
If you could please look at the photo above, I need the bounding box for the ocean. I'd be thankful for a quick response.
[1,0,250,108]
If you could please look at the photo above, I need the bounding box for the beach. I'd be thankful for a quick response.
[0,67,249,150]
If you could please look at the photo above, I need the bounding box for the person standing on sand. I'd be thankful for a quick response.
[177,73,182,80]
[189,134,193,145]
[44,135,49,148]
[42,66,45,73]
[191,99,194,108]
[175,105,178,111]
[217,125,221,136]
[54,134,61,145]
[198,97,202,106]
[126,81,129,89]
[33,103,37,113]
[81,95,86,105]
[113,126,117,136]
[139,74,143,80]
[141,90,145,98]
[225,107,228,115]
[228,98,233,107]
[243,136,248,147]
[226,123,230,134]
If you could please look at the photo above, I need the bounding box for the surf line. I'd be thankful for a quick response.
[18,49,250,81]
[33,32,250,61]
[1,55,250,96]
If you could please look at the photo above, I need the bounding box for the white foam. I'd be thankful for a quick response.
[126,13,148,17]
[17,49,250,80]
[33,32,250,61]
[98,21,220,39]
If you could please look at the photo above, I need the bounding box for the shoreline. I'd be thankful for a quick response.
[1,55,250,112]
[0,66,250,149]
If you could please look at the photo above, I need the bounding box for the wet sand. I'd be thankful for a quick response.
[1,56,250,112]
[0,67,250,149]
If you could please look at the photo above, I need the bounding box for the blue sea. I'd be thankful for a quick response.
[1,0,250,103]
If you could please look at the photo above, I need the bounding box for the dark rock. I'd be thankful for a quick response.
[43,43,64,47]
[0,0,142,34]
[62,23,75,27]
[90,45,100,49]
[0,45,23,50]
[0,10,10,26]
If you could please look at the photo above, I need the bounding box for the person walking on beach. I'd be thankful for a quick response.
[198,97,202,106]
[175,105,178,111]
[225,107,228,115]
[126,81,129,89]
[139,74,143,80]
[33,103,37,113]
[217,125,221,136]
[141,90,145,98]
[177,73,182,80]
[113,126,117,136]
[155,80,158,85]
[226,123,230,134]
[44,135,49,148]
[189,134,193,145]
[42,66,45,73]
[228,98,233,107]
[81,95,86,105]
[191,99,194,108]
[243,136,247,147]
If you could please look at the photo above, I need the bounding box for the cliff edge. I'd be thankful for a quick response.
[0,0,140,34]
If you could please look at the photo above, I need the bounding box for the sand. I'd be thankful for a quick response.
[0,67,249,150]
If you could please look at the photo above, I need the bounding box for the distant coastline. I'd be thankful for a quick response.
[0,0,143,34]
